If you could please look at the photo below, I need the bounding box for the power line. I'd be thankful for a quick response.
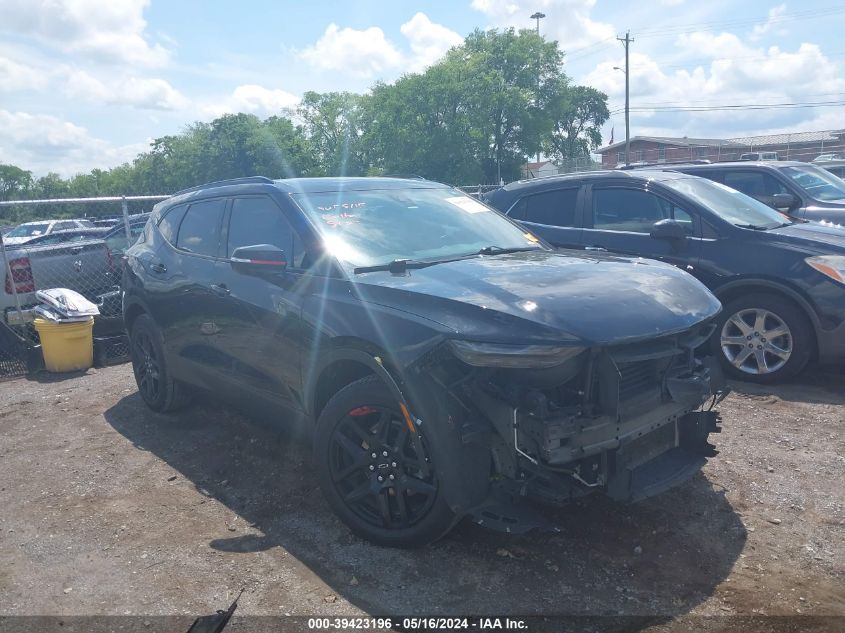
[628,51,845,72]
[635,6,845,38]
[608,92,845,110]
[607,99,845,115]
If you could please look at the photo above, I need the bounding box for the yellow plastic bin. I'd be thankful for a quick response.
[33,317,95,373]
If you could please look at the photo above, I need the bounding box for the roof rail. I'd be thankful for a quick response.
[616,159,712,170]
[172,176,274,196]
[383,173,427,180]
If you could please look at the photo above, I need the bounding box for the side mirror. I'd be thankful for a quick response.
[772,192,799,212]
[231,244,287,274]
[650,219,687,241]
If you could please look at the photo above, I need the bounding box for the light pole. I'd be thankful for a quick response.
[530,12,546,167]
[530,11,546,34]
[615,31,633,166]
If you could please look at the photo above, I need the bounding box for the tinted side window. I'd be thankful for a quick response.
[158,204,188,244]
[227,197,308,268]
[176,199,226,257]
[593,188,692,234]
[54,221,75,231]
[509,188,578,227]
[724,171,786,197]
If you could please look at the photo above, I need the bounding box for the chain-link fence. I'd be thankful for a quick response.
[0,195,167,378]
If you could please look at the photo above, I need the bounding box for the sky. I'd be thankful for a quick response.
[1,0,844,177]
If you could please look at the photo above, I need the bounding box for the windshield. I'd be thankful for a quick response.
[662,177,789,229]
[6,223,50,238]
[780,164,845,202]
[292,187,542,268]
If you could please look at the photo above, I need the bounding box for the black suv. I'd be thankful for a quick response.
[485,170,845,382]
[124,176,726,547]
[667,161,845,224]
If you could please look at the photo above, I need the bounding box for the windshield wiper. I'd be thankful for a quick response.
[354,259,442,274]
[476,245,539,255]
[354,246,541,274]
[734,223,774,231]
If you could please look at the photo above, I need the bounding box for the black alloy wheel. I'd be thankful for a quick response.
[315,375,457,547]
[129,314,191,412]
[329,404,438,529]
[132,327,161,403]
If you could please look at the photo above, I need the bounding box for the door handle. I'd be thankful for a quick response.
[150,262,167,274]
[584,245,607,252]
[210,283,230,297]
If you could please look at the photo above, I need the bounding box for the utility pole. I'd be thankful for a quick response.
[616,31,633,166]
[530,12,546,169]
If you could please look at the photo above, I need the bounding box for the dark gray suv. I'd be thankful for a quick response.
[668,161,845,225]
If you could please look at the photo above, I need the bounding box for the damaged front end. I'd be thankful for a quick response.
[418,322,729,531]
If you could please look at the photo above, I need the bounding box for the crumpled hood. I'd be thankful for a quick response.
[354,250,721,346]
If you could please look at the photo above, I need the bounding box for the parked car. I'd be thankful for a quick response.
[22,228,107,245]
[484,170,845,382]
[2,237,116,326]
[123,176,727,547]
[101,213,150,256]
[3,218,95,246]
[812,153,844,162]
[821,164,845,180]
[739,152,779,161]
[662,161,845,225]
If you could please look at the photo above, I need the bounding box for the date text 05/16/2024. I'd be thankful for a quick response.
[307,617,528,630]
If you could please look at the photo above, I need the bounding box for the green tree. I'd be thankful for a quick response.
[295,91,369,176]
[366,28,565,184]
[544,84,609,163]
[0,164,33,201]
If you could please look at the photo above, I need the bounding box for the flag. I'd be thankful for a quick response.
[609,126,614,145]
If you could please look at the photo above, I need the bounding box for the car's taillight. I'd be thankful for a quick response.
[4,257,34,294]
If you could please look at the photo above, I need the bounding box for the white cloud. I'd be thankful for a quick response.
[299,23,403,78]
[586,32,845,139]
[203,84,300,118]
[63,69,189,110]
[751,3,787,41]
[400,12,463,72]
[299,14,462,77]
[0,56,49,92]
[471,0,614,51]
[0,110,148,176]
[0,0,169,67]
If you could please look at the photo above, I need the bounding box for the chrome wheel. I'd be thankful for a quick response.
[720,308,792,376]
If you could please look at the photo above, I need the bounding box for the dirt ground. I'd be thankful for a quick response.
[0,363,843,632]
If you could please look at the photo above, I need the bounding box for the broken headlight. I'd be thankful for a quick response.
[449,340,585,369]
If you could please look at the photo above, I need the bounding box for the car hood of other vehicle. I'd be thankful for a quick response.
[769,221,845,253]
[354,249,721,346]
[2,236,31,245]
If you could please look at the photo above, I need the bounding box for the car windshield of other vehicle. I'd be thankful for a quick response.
[6,222,50,238]
[781,164,845,202]
[662,177,790,229]
[293,187,543,268]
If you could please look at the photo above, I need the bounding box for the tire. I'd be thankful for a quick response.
[713,293,813,383]
[129,313,192,412]
[314,375,457,547]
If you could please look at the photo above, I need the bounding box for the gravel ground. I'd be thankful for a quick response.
[0,363,843,632]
